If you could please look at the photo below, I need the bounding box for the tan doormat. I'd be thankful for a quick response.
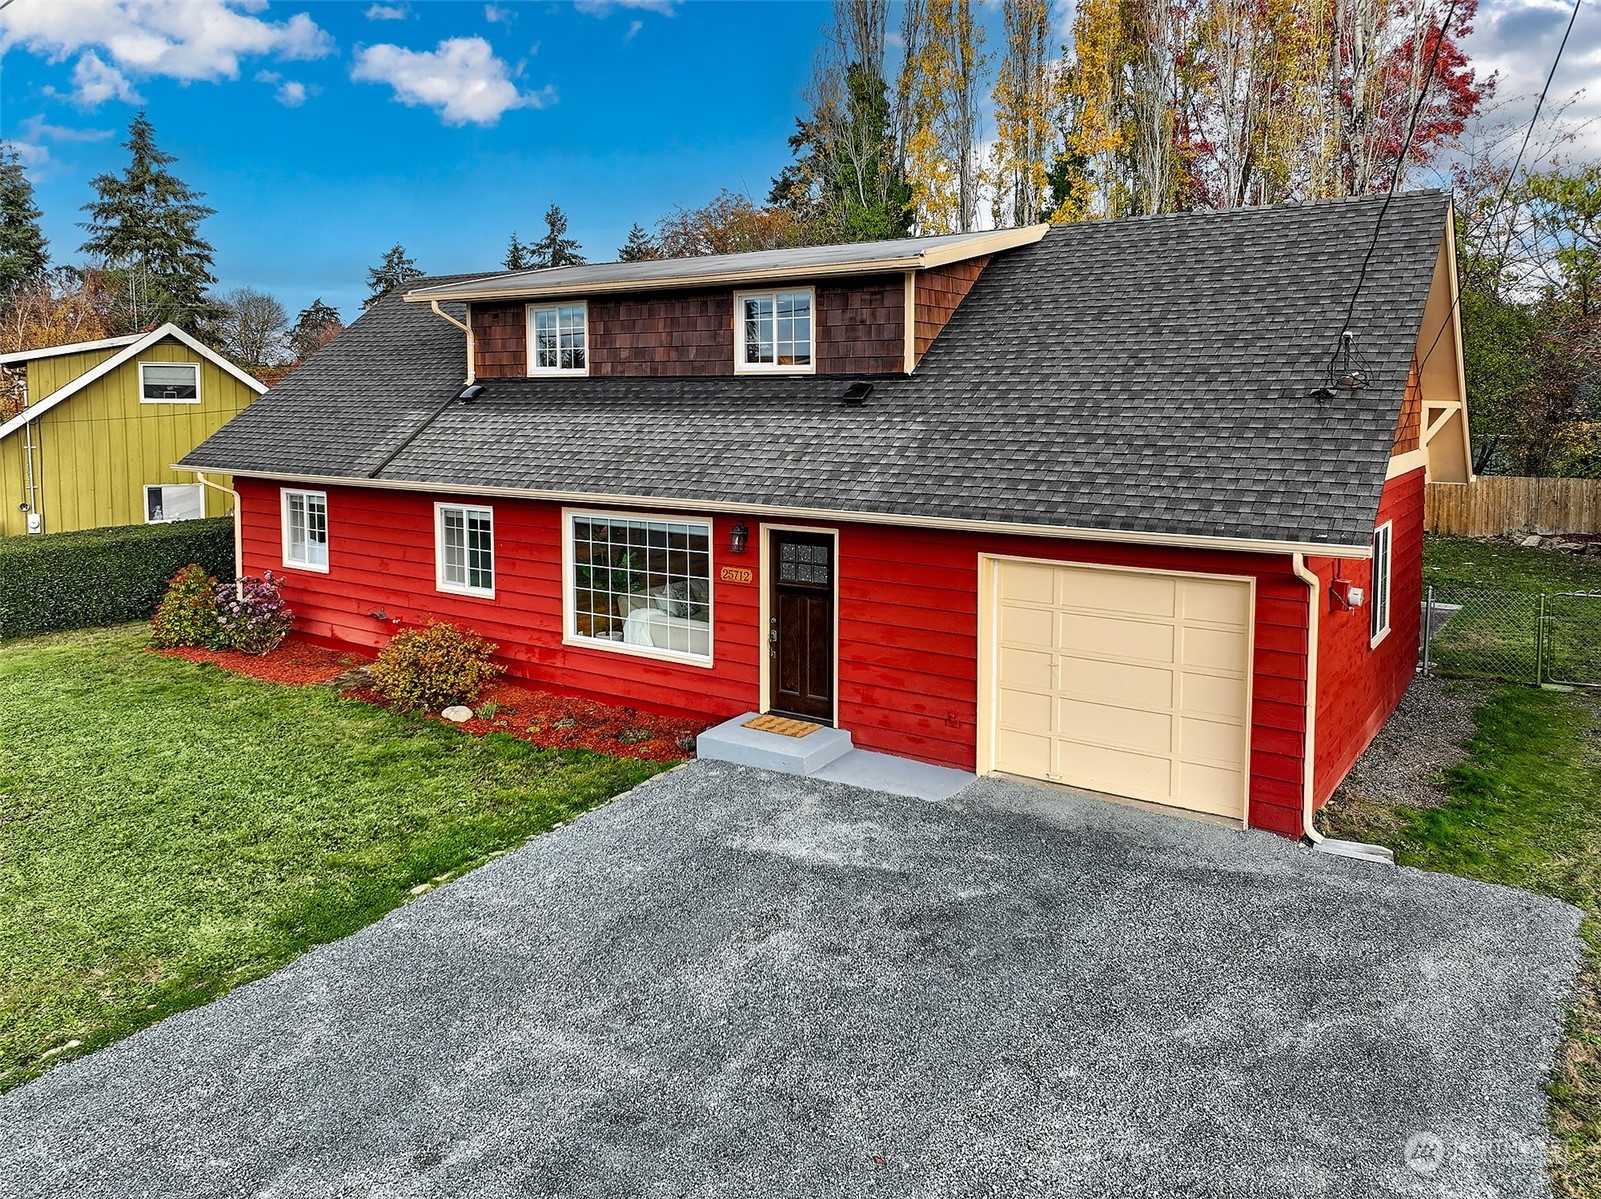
[744,714,822,738]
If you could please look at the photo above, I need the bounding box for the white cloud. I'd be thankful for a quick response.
[18,115,115,143]
[573,0,677,15]
[624,19,643,40]
[0,0,335,106]
[351,37,553,126]
[254,68,282,83]
[484,4,515,23]
[365,3,409,19]
[9,142,51,169]
[1460,0,1601,159]
[72,51,142,105]
[277,80,308,106]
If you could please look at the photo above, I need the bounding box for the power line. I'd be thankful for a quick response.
[1417,0,1584,375]
[1333,0,1462,358]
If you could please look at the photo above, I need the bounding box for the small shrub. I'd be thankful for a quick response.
[371,622,502,713]
[215,572,293,656]
[150,565,224,648]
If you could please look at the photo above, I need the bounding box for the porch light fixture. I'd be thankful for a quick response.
[729,522,749,555]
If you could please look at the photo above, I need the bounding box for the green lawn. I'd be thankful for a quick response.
[0,626,664,1093]
[1326,535,1601,1197]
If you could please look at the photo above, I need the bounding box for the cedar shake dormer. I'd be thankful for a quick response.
[410,226,1047,382]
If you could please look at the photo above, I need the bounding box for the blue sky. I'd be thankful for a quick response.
[0,0,1593,324]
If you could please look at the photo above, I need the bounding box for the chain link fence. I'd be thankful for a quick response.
[1421,586,1601,687]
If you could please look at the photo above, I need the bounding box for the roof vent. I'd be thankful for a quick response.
[841,380,874,406]
[457,383,484,403]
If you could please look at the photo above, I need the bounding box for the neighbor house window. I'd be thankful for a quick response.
[282,489,329,572]
[735,289,813,373]
[567,512,712,662]
[436,503,495,596]
[1370,521,1392,645]
[140,362,200,403]
[144,483,204,524]
[527,302,588,374]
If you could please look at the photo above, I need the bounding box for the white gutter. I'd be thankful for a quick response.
[1291,553,1324,844]
[426,301,474,384]
[177,465,1378,561]
[194,471,244,599]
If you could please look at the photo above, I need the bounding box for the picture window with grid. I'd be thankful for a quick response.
[568,514,711,661]
[437,504,495,596]
[735,289,813,372]
[528,303,588,374]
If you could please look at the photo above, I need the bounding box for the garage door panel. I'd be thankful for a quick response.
[1180,579,1252,627]
[1060,655,1174,709]
[1179,671,1248,720]
[1064,742,1173,802]
[1176,762,1247,816]
[996,728,1052,777]
[998,645,1053,690]
[999,604,1054,646]
[1181,626,1249,672]
[1059,698,1172,753]
[1059,568,1175,618]
[1177,714,1246,764]
[998,686,1052,732]
[1060,613,1176,663]
[999,561,1057,604]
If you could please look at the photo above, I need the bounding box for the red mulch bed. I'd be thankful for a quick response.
[343,678,706,762]
[153,641,705,762]
[154,641,364,685]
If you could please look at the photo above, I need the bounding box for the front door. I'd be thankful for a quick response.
[769,530,835,724]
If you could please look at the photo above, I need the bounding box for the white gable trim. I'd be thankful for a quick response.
[0,324,266,443]
[0,333,143,365]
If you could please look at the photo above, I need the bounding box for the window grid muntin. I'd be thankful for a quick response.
[439,504,494,593]
[530,303,587,373]
[284,490,328,568]
[569,514,711,657]
[738,289,812,370]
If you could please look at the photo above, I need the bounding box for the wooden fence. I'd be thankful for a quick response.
[1426,476,1601,537]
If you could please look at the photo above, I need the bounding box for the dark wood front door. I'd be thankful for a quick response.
[769,530,835,724]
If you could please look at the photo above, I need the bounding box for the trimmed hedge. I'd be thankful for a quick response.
[0,519,236,640]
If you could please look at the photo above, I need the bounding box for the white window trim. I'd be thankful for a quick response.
[139,361,202,404]
[280,487,330,574]
[526,300,590,377]
[434,501,496,598]
[560,507,716,668]
[143,482,205,524]
[733,287,817,376]
[1370,520,1393,648]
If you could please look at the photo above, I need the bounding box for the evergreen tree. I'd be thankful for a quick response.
[0,145,49,296]
[364,244,422,308]
[78,111,220,331]
[617,223,660,262]
[530,205,585,268]
[288,298,343,360]
[503,231,535,270]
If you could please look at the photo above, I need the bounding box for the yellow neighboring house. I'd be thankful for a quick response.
[0,323,266,537]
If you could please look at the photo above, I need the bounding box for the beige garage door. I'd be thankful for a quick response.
[992,561,1252,821]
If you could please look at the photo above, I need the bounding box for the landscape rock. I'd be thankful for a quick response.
[1521,535,1542,548]
[440,705,473,723]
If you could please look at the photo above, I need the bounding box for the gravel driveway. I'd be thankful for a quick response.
[0,760,1582,1199]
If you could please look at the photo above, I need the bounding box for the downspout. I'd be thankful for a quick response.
[429,300,474,384]
[1291,553,1324,845]
[195,471,244,599]
[367,302,476,482]
[21,418,41,533]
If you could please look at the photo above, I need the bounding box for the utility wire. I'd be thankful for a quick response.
[1416,0,1584,375]
[1334,0,1462,355]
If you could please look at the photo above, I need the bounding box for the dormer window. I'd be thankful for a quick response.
[735,288,813,374]
[527,302,588,375]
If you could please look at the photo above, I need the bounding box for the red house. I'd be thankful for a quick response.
[182,193,1471,840]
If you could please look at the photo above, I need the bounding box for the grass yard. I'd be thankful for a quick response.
[0,626,664,1093]
[1327,535,1601,1198]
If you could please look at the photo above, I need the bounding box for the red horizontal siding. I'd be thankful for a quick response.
[237,479,1314,835]
[1311,466,1425,805]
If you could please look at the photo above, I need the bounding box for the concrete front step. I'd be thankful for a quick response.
[696,713,977,802]
[695,714,854,776]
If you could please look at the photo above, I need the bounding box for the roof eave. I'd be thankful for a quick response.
[0,333,144,365]
[171,462,1373,560]
[402,225,1049,305]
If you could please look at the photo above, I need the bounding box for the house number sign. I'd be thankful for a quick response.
[719,566,754,584]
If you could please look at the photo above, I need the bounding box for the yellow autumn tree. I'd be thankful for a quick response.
[990,0,1054,227]
[900,0,986,233]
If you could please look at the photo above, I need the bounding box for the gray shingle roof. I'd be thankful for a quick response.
[183,192,1451,551]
